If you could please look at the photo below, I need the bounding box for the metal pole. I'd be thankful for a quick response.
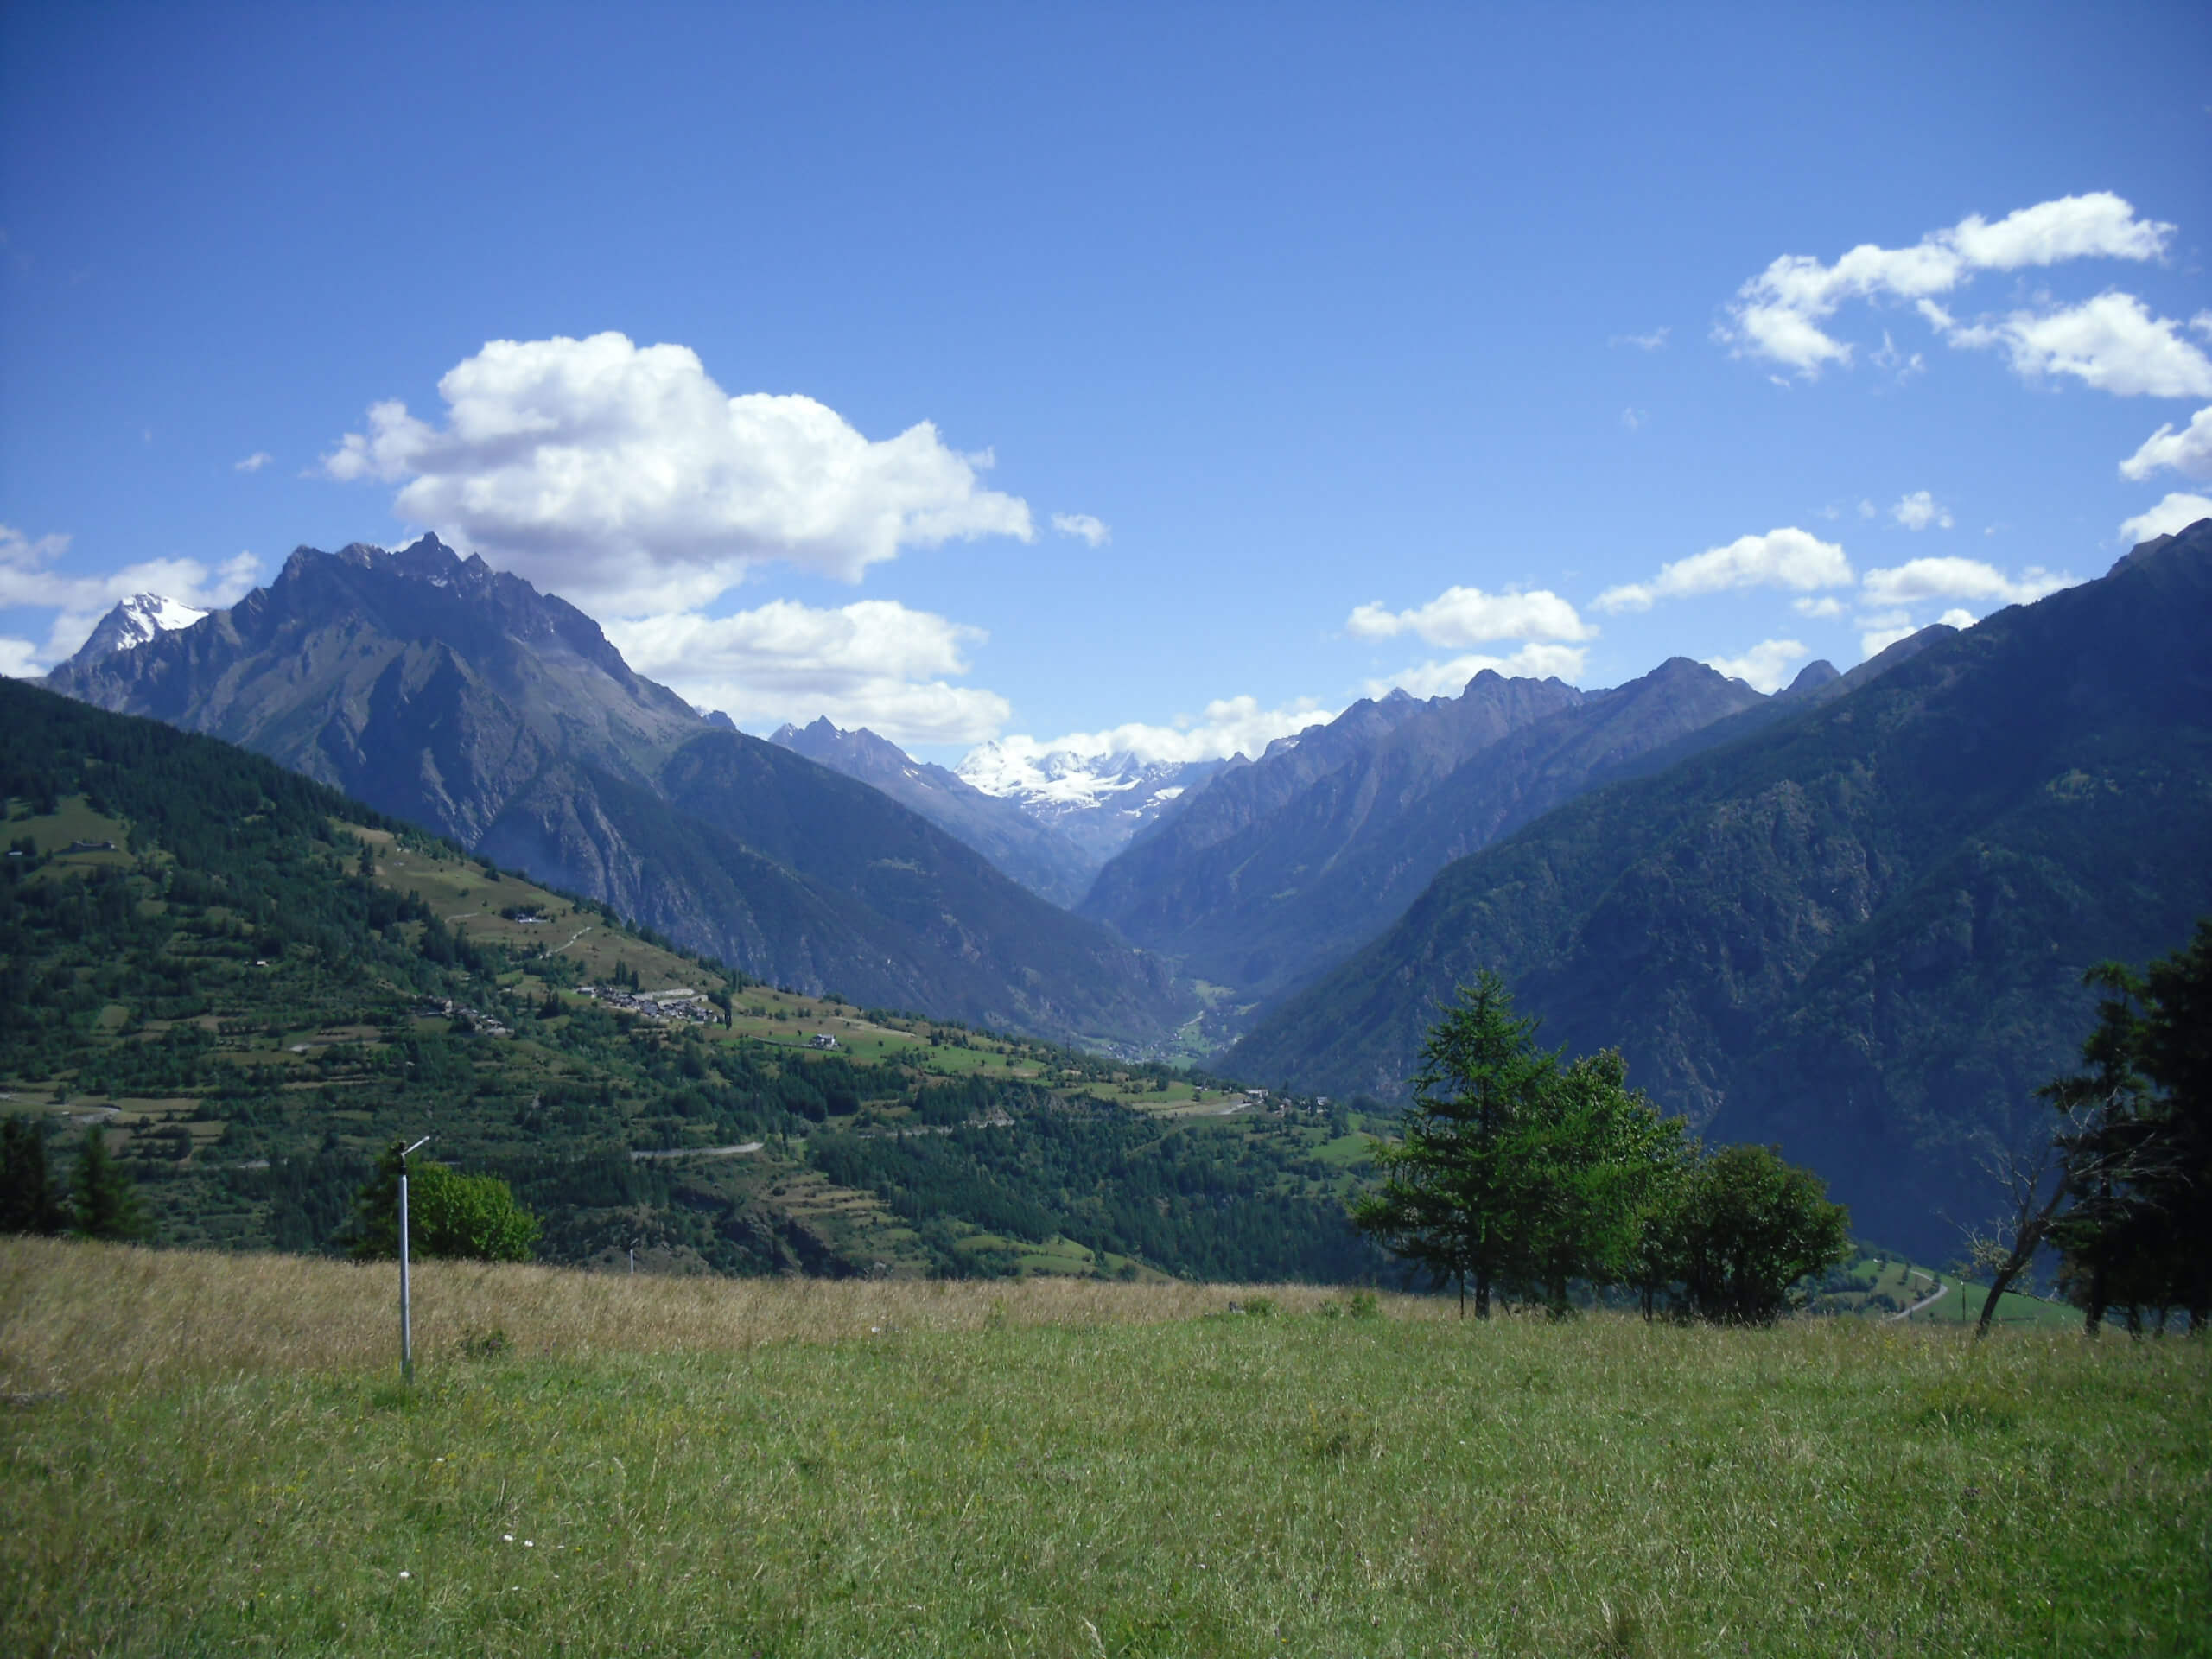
[397,1135,429,1386]
[398,1170,412,1385]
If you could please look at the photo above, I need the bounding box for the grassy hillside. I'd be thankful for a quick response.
[0,680,1378,1283]
[3,1239,2205,1657]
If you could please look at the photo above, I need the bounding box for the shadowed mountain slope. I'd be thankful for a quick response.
[1226,522,2212,1256]
[770,718,1095,906]
[1082,660,1766,1003]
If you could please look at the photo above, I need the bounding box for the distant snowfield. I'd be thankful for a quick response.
[957,739,1223,818]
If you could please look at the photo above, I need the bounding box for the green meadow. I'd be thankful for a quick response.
[3,1240,2206,1657]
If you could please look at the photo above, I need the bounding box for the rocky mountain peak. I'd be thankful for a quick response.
[58,593,208,672]
[1777,659,1842,701]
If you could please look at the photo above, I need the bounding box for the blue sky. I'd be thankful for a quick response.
[4,3,2209,765]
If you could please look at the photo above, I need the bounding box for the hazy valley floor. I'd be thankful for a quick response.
[3,1241,2206,1657]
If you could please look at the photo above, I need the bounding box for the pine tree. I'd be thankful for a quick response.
[2046,919,2212,1332]
[71,1122,149,1242]
[1351,972,1557,1317]
[1,1115,68,1235]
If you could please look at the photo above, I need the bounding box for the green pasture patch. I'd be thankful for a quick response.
[1310,1129,1377,1167]
[3,1315,2204,1657]
[8,793,133,855]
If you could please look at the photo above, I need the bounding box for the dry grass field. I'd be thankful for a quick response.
[3,1239,2208,1657]
[0,1237,1370,1395]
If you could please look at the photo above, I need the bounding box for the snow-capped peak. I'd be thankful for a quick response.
[64,593,207,670]
[119,594,207,639]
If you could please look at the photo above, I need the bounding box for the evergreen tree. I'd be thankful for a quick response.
[1,1115,68,1235]
[1351,972,1560,1317]
[2047,919,2212,1332]
[2138,919,2212,1328]
[70,1122,149,1242]
[1353,976,1694,1316]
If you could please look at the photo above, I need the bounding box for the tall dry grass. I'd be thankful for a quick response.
[0,1237,1407,1393]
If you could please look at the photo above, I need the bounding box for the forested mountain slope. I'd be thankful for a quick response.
[1227,522,2212,1257]
[41,537,1189,1047]
[0,680,1376,1281]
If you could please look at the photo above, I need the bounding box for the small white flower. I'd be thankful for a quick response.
[524,1540,534,1548]
[503,1534,514,1542]
[398,1571,410,1580]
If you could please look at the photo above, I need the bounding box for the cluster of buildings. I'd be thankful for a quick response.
[416,995,515,1039]
[575,983,721,1027]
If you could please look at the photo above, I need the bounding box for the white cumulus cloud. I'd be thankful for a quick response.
[1705,638,1808,695]
[1792,595,1846,619]
[2120,406,2212,481]
[2119,492,2212,545]
[1362,642,1591,701]
[1051,512,1111,547]
[0,524,260,671]
[233,451,273,474]
[1942,292,2212,398]
[601,598,1010,747]
[1891,491,1954,531]
[1726,192,2175,377]
[1346,584,1593,646]
[1859,556,2075,608]
[320,332,1034,615]
[1595,528,1852,613]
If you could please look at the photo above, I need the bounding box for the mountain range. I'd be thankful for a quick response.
[1079,662,1769,1007]
[43,537,1190,1048]
[33,516,2212,1256]
[954,740,1229,868]
[1226,519,2212,1258]
[1068,637,1958,1026]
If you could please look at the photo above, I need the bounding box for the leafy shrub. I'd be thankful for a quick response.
[351,1147,540,1262]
